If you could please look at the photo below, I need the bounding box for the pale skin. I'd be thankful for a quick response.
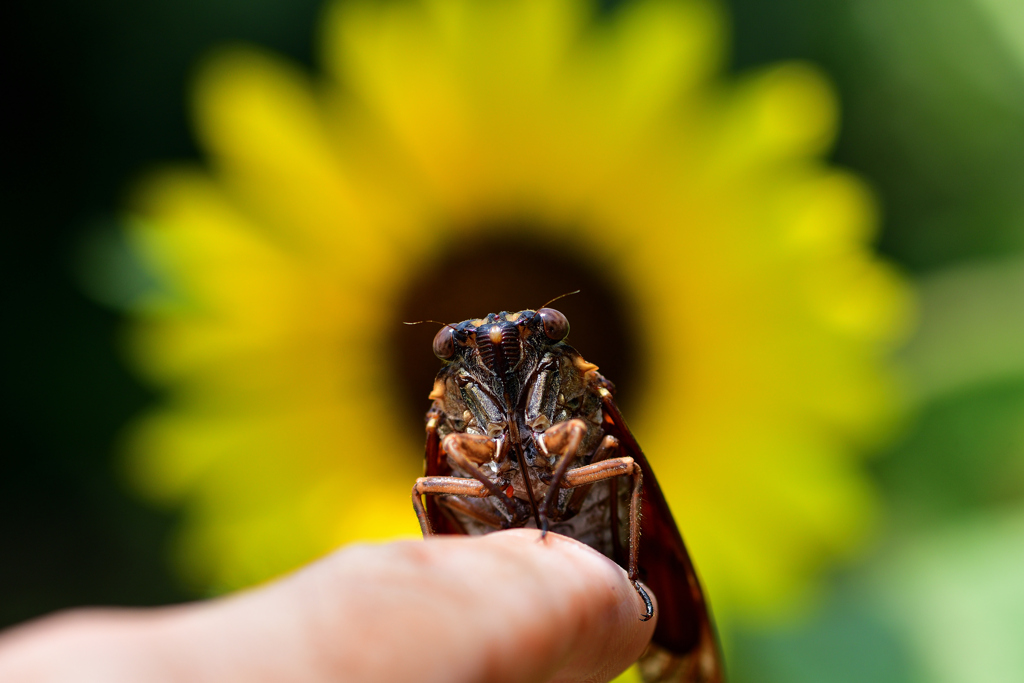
[0,530,657,683]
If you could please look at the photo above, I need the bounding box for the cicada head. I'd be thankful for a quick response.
[431,308,572,403]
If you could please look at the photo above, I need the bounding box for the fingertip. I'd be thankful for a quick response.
[477,530,657,681]
[292,531,656,683]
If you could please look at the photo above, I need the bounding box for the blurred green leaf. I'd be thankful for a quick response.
[872,258,1024,529]
[76,219,167,310]
[729,0,1024,270]
[730,588,924,683]
[972,0,1024,75]
[873,506,1024,683]
[842,0,1024,268]
[731,506,1024,683]
[900,257,1024,402]
[873,378,1024,530]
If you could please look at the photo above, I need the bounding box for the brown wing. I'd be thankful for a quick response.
[599,389,724,683]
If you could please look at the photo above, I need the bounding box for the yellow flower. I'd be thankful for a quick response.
[121,0,909,622]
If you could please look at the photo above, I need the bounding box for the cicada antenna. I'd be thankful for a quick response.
[538,289,581,310]
[403,319,461,335]
[402,319,448,327]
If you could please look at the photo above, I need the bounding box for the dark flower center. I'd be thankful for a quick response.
[392,226,642,444]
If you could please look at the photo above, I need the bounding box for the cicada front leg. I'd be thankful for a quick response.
[441,432,516,512]
[535,418,587,534]
[559,456,654,622]
[412,476,492,536]
[413,429,517,536]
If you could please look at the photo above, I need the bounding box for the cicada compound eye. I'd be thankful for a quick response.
[432,326,456,360]
[538,308,570,342]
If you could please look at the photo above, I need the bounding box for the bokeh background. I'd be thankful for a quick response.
[4,1,1024,681]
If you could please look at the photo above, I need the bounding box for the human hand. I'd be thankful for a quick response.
[0,529,655,682]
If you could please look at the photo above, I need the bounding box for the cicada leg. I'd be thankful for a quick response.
[563,434,620,513]
[561,435,623,562]
[435,495,509,531]
[535,418,587,535]
[441,432,516,516]
[411,476,490,536]
[560,456,653,622]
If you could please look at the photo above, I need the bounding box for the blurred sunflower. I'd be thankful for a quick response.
[119,0,909,622]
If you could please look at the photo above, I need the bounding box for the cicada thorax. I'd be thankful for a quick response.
[431,343,625,551]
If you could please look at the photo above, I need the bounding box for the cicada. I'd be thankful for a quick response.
[411,307,723,682]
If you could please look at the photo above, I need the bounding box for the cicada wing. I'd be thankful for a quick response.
[599,391,724,683]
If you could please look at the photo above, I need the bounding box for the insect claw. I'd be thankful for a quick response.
[633,580,654,621]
